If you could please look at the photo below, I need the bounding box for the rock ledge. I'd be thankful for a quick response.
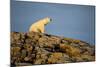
[11,32,95,66]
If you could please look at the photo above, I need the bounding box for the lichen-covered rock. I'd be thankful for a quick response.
[11,32,95,66]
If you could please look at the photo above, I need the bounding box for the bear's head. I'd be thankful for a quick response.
[43,17,52,25]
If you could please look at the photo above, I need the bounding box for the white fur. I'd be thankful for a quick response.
[29,17,51,33]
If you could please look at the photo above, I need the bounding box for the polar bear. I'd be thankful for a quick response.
[29,17,52,33]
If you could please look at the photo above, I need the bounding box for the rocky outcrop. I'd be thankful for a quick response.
[11,32,95,66]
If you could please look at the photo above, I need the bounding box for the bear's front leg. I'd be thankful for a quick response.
[40,25,45,33]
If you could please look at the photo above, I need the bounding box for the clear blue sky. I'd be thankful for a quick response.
[11,1,95,45]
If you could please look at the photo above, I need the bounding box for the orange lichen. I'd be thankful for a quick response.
[72,40,80,44]
[48,52,63,63]
[60,44,80,57]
